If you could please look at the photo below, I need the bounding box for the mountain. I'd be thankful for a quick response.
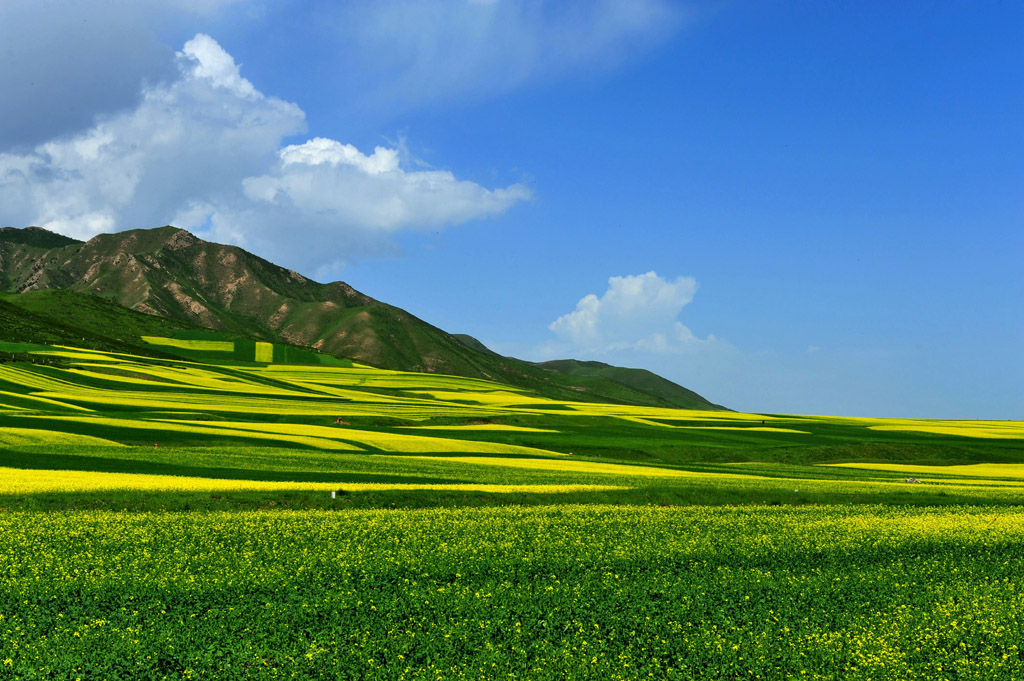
[0,225,724,410]
[532,359,718,411]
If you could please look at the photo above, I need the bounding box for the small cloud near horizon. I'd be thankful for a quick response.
[536,271,718,360]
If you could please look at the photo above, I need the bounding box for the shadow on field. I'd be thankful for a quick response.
[379,451,564,459]
[0,449,458,485]
[4,480,1023,513]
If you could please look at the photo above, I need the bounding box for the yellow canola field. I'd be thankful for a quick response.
[829,462,1024,479]
[254,342,274,363]
[0,364,99,393]
[0,389,92,412]
[16,415,362,451]
[176,420,565,456]
[29,348,120,362]
[0,428,125,448]
[868,422,1024,439]
[410,390,553,406]
[83,362,316,395]
[65,367,184,388]
[0,467,626,495]
[409,456,759,480]
[141,336,235,352]
[397,424,560,433]
[278,381,437,404]
[24,359,335,400]
[564,403,782,423]
[424,458,1024,497]
[28,390,362,416]
[15,372,510,418]
[673,426,810,434]
[792,414,1024,440]
[603,414,808,432]
[254,365,519,393]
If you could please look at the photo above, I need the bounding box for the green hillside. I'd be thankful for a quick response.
[0,226,724,410]
[534,358,726,410]
[0,290,352,367]
[450,333,503,357]
[0,225,81,249]
[0,295,183,358]
[2,289,192,341]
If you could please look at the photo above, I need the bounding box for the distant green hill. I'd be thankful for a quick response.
[0,225,81,249]
[533,358,727,411]
[0,226,725,410]
[450,333,502,357]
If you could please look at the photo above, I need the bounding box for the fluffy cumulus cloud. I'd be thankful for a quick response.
[239,138,529,235]
[547,272,714,355]
[0,34,303,241]
[0,34,530,273]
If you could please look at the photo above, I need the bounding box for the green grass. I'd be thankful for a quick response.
[2,505,1023,679]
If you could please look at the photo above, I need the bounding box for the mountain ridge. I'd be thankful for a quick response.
[0,225,724,410]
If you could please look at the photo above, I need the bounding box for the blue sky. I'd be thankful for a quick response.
[1,1,1021,417]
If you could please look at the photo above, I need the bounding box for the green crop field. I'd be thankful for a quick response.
[1,342,1023,678]
[3,506,1024,680]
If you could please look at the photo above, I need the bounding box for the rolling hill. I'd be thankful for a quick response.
[0,225,724,410]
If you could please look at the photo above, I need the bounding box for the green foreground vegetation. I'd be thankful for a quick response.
[3,506,1023,680]
[1,341,1023,679]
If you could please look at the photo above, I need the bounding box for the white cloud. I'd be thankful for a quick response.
[178,33,257,97]
[0,33,530,274]
[278,138,400,174]
[326,0,683,110]
[547,272,713,355]
[240,138,530,233]
[0,33,302,241]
